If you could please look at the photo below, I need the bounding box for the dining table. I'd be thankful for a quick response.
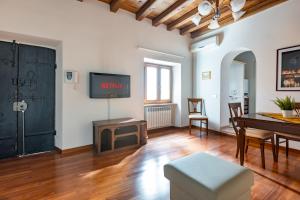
[235,113,300,166]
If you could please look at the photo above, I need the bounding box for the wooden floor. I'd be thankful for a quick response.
[1,128,300,200]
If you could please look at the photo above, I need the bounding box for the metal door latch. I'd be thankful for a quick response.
[13,100,27,112]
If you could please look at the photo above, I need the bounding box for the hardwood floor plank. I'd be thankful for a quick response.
[0,128,299,199]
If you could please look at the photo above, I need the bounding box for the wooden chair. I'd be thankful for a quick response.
[275,103,300,161]
[188,98,208,136]
[228,103,276,169]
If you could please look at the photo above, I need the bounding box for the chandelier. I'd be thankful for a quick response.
[191,0,246,30]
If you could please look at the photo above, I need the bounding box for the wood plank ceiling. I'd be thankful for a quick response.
[96,0,287,38]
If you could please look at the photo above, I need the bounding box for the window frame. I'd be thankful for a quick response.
[144,63,172,104]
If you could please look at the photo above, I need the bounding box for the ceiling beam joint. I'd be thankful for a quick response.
[110,0,124,13]
[152,0,187,27]
[167,7,198,31]
[136,0,157,21]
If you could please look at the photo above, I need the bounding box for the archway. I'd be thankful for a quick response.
[220,48,256,134]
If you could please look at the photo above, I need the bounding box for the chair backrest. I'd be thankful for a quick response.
[188,98,203,115]
[295,102,300,117]
[228,102,243,136]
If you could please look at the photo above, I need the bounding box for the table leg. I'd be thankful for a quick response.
[97,128,103,154]
[239,127,246,166]
[111,128,115,151]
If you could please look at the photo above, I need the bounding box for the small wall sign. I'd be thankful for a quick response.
[202,71,212,80]
[64,70,78,84]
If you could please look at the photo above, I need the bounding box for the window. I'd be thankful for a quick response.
[145,63,172,104]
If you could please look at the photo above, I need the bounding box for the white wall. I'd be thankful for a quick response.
[0,0,192,149]
[193,0,300,149]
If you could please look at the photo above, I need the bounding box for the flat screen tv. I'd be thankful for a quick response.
[89,72,130,98]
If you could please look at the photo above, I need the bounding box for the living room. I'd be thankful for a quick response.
[0,0,300,199]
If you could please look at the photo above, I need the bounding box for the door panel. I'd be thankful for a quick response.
[18,44,55,154]
[0,41,18,158]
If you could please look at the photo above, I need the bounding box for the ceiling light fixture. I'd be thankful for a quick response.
[232,10,246,21]
[193,0,246,30]
[198,1,213,16]
[208,17,220,30]
[192,14,202,25]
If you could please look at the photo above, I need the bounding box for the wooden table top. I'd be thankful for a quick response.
[235,113,300,135]
[259,113,300,124]
[238,113,287,123]
[92,118,142,127]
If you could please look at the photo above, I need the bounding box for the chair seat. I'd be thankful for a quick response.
[245,128,274,139]
[189,114,208,119]
[276,132,300,141]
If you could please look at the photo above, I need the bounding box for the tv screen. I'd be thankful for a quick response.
[89,73,130,98]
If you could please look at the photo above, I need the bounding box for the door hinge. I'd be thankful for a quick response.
[55,64,57,70]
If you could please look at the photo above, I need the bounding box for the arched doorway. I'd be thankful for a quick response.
[220,49,256,135]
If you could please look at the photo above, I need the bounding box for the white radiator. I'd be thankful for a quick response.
[144,104,176,130]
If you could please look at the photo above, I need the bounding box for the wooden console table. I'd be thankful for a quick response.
[92,118,147,154]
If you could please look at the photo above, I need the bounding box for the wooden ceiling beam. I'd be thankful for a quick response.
[190,0,287,38]
[110,0,125,13]
[167,7,198,31]
[96,0,287,38]
[136,0,157,21]
[152,0,187,27]
[180,23,195,35]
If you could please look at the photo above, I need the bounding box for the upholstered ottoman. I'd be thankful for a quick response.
[164,153,254,200]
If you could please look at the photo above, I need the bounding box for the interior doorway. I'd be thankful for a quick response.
[0,41,56,158]
[220,50,256,135]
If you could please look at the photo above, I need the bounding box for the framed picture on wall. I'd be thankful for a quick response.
[277,45,300,91]
[202,71,211,80]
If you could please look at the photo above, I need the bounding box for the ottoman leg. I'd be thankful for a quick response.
[170,183,194,200]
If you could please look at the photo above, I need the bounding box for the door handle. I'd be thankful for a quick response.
[13,100,27,112]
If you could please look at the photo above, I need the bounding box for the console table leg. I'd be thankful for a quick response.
[97,128,103,154]
[111,128,115,151]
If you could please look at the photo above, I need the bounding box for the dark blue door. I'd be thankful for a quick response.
[18,44,56,154]
[0,41,55,158]
[0,41,18,158]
